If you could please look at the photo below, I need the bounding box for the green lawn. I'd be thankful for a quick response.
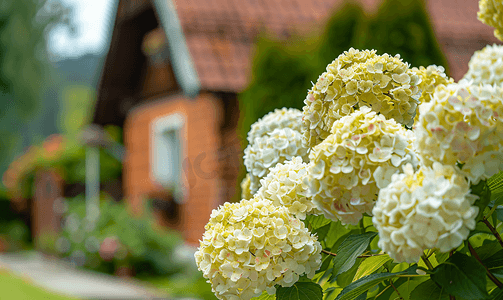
[139,272,217,300]
[0,269,79,300]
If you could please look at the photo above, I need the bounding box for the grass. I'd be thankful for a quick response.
[0,268,79,300]
[139,272,217,300]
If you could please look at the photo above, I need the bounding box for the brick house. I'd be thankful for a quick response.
[91,0,498,246]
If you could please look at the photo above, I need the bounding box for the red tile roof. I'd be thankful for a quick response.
[170,0,499,91]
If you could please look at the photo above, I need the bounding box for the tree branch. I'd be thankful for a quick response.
[482,217,503,249]
[468,242,503,289]
[389,279,403,299]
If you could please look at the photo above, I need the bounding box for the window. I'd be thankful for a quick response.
[151,113,186,202]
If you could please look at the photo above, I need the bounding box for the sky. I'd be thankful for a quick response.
[47,0,116,60]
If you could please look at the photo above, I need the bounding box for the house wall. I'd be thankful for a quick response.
[32,170,64,247]
[123,92,225,245]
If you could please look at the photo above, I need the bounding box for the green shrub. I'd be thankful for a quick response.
[49,195,184,277]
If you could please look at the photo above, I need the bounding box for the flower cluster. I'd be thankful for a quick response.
[247,108,303,144]
[462,44,503,86]
[256,157,320,220]
[478,0,503,41]
[244,128,309,194]
[240,174,253,200]
[415,81,503,183]
[195,197,322,300]
[302,48,421,147]
[411,65,454,124]
[305,107,418,225]
[373,163,479,263]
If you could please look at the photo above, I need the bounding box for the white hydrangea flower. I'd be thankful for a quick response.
[194,197,322,300]
[373,163,479,263]
[241,174,253,200]
[478,0,503,41]
[305,107,418,225]
[256,157,321,220]
[411,65,454,124]
[462,44,503,86]
[302,48,421,147]
[244,128,309,194]
[415,80,503,183]
[247,108,303,144]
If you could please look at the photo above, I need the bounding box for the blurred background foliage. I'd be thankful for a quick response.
[238,0,449,144]
[0,0,72,178]
[38,195,185,277]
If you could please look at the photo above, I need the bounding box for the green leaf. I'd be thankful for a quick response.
[353,254,392,281]
[409,279,450,300]
[469,222,493,238]
[318,251,334,273]
[482,249,503,278]
[336,258,363,287]
[430,252,490,299]
[472,180,491,222]
[335,265,418,300]
[495,208,503,223]
[490,287,503,299]
[276,282,322,300]
[491,191,503,208]
[488,171,503,193]
[314,223,331,242]
[256,290,276,300]
[390,276,430,300]
[304,215,331,230]
[331,232,377,279]
[475,240,501,261]
[324,223,353,249]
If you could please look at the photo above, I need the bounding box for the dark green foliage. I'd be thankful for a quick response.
[276,281,323,300]
[362,0,450,74]
[431,252,490,299]
[0,0,68,179]
[335,265,418,300]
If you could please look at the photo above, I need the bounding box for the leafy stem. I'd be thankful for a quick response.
[389,279,403,299]
[467,242,503,289]
[321,249,385,258]
[375,285,391,299]
[485,203,499,219]
[421,254,434,270]
[482,216,503,249]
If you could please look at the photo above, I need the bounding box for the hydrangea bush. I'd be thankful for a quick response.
[196,3,503,299]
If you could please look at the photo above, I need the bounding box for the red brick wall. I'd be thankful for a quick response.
[32,170,63,247]
[124,92,225,245]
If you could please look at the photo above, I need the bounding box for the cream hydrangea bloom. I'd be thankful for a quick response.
[478,0,503,41]
[415,80,503,183]
[194,197,322,300]
[305,107,418,225]
[373,163,479,263]
[411,65,454,124]
[302,48,421,147]
[462,44,503,86]
[247,108,303,144]
[244,128,309,194]
[256,157,321,220]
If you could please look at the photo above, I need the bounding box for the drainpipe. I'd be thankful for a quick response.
[80,125,126,226]
[80,125,106,227]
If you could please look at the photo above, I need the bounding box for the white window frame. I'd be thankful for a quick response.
[150,112,187,203]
